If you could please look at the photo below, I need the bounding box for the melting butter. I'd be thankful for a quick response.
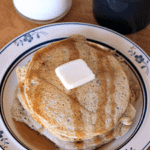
[55,59,95,90]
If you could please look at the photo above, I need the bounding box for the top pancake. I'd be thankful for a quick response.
[17,35,130,141]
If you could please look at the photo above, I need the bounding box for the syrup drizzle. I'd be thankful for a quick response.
[94,51,116,133]
[67,39,85,149]
[94,52,108,134]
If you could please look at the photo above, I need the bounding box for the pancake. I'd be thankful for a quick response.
[12,34,140,149]
[12,86,136,150]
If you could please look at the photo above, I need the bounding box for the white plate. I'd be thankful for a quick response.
[0,22,150,150]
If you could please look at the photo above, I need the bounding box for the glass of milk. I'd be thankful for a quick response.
[13,0,72,24]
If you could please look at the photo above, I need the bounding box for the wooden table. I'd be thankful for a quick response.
[0,0,150,150]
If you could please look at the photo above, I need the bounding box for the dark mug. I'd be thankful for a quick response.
[93,0,150,34]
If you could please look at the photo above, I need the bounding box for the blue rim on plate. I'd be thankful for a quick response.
[0,22,149,150]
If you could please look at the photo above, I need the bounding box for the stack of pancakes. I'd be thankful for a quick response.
[11,35,140,150]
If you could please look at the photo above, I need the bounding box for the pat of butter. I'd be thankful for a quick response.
[55,59,95,90]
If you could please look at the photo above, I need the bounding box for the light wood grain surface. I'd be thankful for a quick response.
[0,0,150,150]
